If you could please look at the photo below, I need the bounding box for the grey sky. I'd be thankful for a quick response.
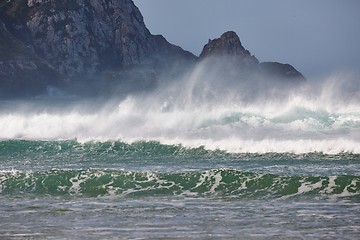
[133,0,360,78]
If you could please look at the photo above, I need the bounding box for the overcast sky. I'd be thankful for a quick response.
[133,0,360,78]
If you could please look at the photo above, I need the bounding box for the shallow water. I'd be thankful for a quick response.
[1,140,359,239]
[1,74,360,239]
[1,195,360,239]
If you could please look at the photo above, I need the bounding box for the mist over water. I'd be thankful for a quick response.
[1,64,360,240]
[1,61,360,154]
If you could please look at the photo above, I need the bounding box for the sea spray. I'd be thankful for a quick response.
[0,72,359,154]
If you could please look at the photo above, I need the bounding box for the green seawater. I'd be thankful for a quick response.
[1,89,360,239]
[1,140,360,239]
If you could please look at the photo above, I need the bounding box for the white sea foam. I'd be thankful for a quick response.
[0,71,359,154]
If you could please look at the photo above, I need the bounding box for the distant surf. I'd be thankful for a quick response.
[1,72,359,239]
[1,72,359,154]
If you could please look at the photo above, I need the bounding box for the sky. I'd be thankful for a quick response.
[133,0,360,78]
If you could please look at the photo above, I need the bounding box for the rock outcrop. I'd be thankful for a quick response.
[259,62,305,80]
[0,0,195,87]
[200,31,259,68]
[199,31,305,81]
[0,0,305,99]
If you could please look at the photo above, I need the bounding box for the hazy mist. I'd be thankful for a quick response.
[134,0,360,78]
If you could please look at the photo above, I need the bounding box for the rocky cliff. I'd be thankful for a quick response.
[0,0,195,97]
[0,18,62,97]
[0,0,304,99]
[200,31,259,68]
[199,31,305,81]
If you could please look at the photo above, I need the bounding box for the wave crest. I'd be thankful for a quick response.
[1,169,359,200]
[0,72,359,154]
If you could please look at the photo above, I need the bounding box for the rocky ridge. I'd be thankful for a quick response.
[199,31,305,81]
[200,31,259,67]
[0,0,305,98]
[0,0,195,78]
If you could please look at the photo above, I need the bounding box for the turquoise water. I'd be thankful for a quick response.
[1,140,360,239]
[1,76,360,239]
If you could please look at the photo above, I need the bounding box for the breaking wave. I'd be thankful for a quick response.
[0,71,359,154]
[1,168,359,200]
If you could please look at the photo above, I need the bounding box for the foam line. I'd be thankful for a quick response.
[0,73,359,154]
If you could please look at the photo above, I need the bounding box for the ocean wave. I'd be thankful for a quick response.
[0,73,359,154]
[1,168,359,200]
[1,139,360,159]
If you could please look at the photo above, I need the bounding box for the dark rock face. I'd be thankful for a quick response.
[200,31,259,67]
[0,1,305,99]
[259,62,305,81]
[0,19,62,98]
[0,0,195,80]
[199,31,305,81]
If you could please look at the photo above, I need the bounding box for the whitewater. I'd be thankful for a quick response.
[1,70,360,239]
[1,71,359,154]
